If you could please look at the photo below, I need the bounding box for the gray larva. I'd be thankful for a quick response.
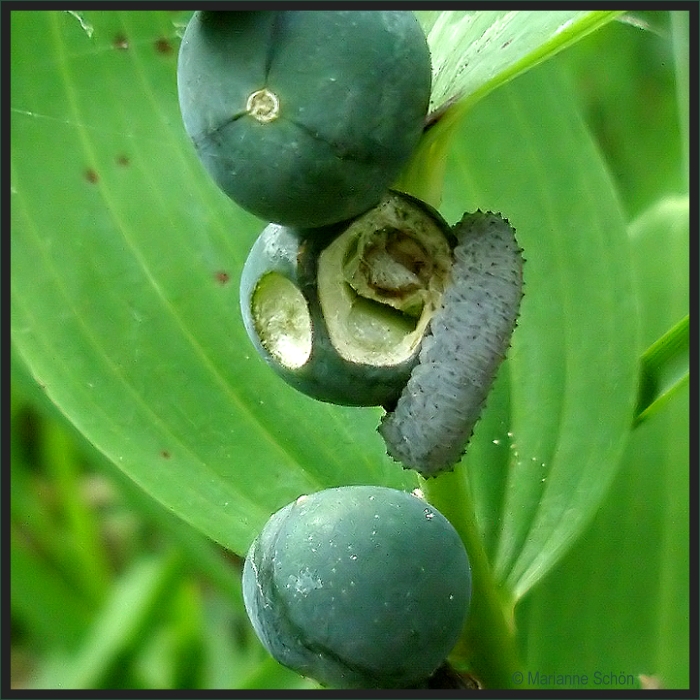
[378,211,524,476]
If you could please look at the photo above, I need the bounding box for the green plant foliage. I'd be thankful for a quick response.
[635,312,689,424]
[629,196,690,424]
[516,193,689,690]
[405,10,622,205]
[11,11,415,561]
[12,9,623,562]
[418,10,622,116]
[435,61,638,600]
[10,9,690,691]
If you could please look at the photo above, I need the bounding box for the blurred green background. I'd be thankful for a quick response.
[10,10,689,690]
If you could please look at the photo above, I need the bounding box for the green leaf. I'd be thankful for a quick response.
[555,14,685,219]
[516,192,689,689]
[403,11,622,208]
[417,10,623,117]
[634,314,689,425]
[12,7,639,603]
[670,11,689,189]
[628,194,690,425]
[38,417,114,604]
[10,10,414,559]
[435,59,639,601]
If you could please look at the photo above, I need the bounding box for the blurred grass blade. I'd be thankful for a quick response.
[628,193,689,425]
[634,314,689,426]
[670,11,689,189]
[10,531,93,652]
[99,451,246,609]
[31,553,181,689]
[39,418,113,604]
[238,656,320,691]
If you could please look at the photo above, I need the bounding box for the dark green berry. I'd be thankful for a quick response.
[239,191,455,406]
[177,11,432,228]
[242,486,471,689]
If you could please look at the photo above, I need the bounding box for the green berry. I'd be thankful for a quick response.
[177,11,432,228]
[239,191,455,406]
[242,486,472,689]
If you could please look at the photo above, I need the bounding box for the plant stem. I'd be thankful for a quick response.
[394,120,458,209]
[422,467,521,689]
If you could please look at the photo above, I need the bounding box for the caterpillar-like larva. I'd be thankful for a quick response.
[378,211,524,476]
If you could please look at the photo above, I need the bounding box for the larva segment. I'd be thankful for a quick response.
[378,211,524,476]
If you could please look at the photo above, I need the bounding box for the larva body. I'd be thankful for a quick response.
[379,211,524,476]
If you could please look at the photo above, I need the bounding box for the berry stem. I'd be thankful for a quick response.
[421,467,521,689]
[393,125,452,210]
[393,102,469,210]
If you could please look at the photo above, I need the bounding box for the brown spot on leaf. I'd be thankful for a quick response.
[113,34,129,50]
[215,270,230,284]
[116,154,130,167]
[84,168,99,184]
[154,37,173,55]
[160,450,171,459]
